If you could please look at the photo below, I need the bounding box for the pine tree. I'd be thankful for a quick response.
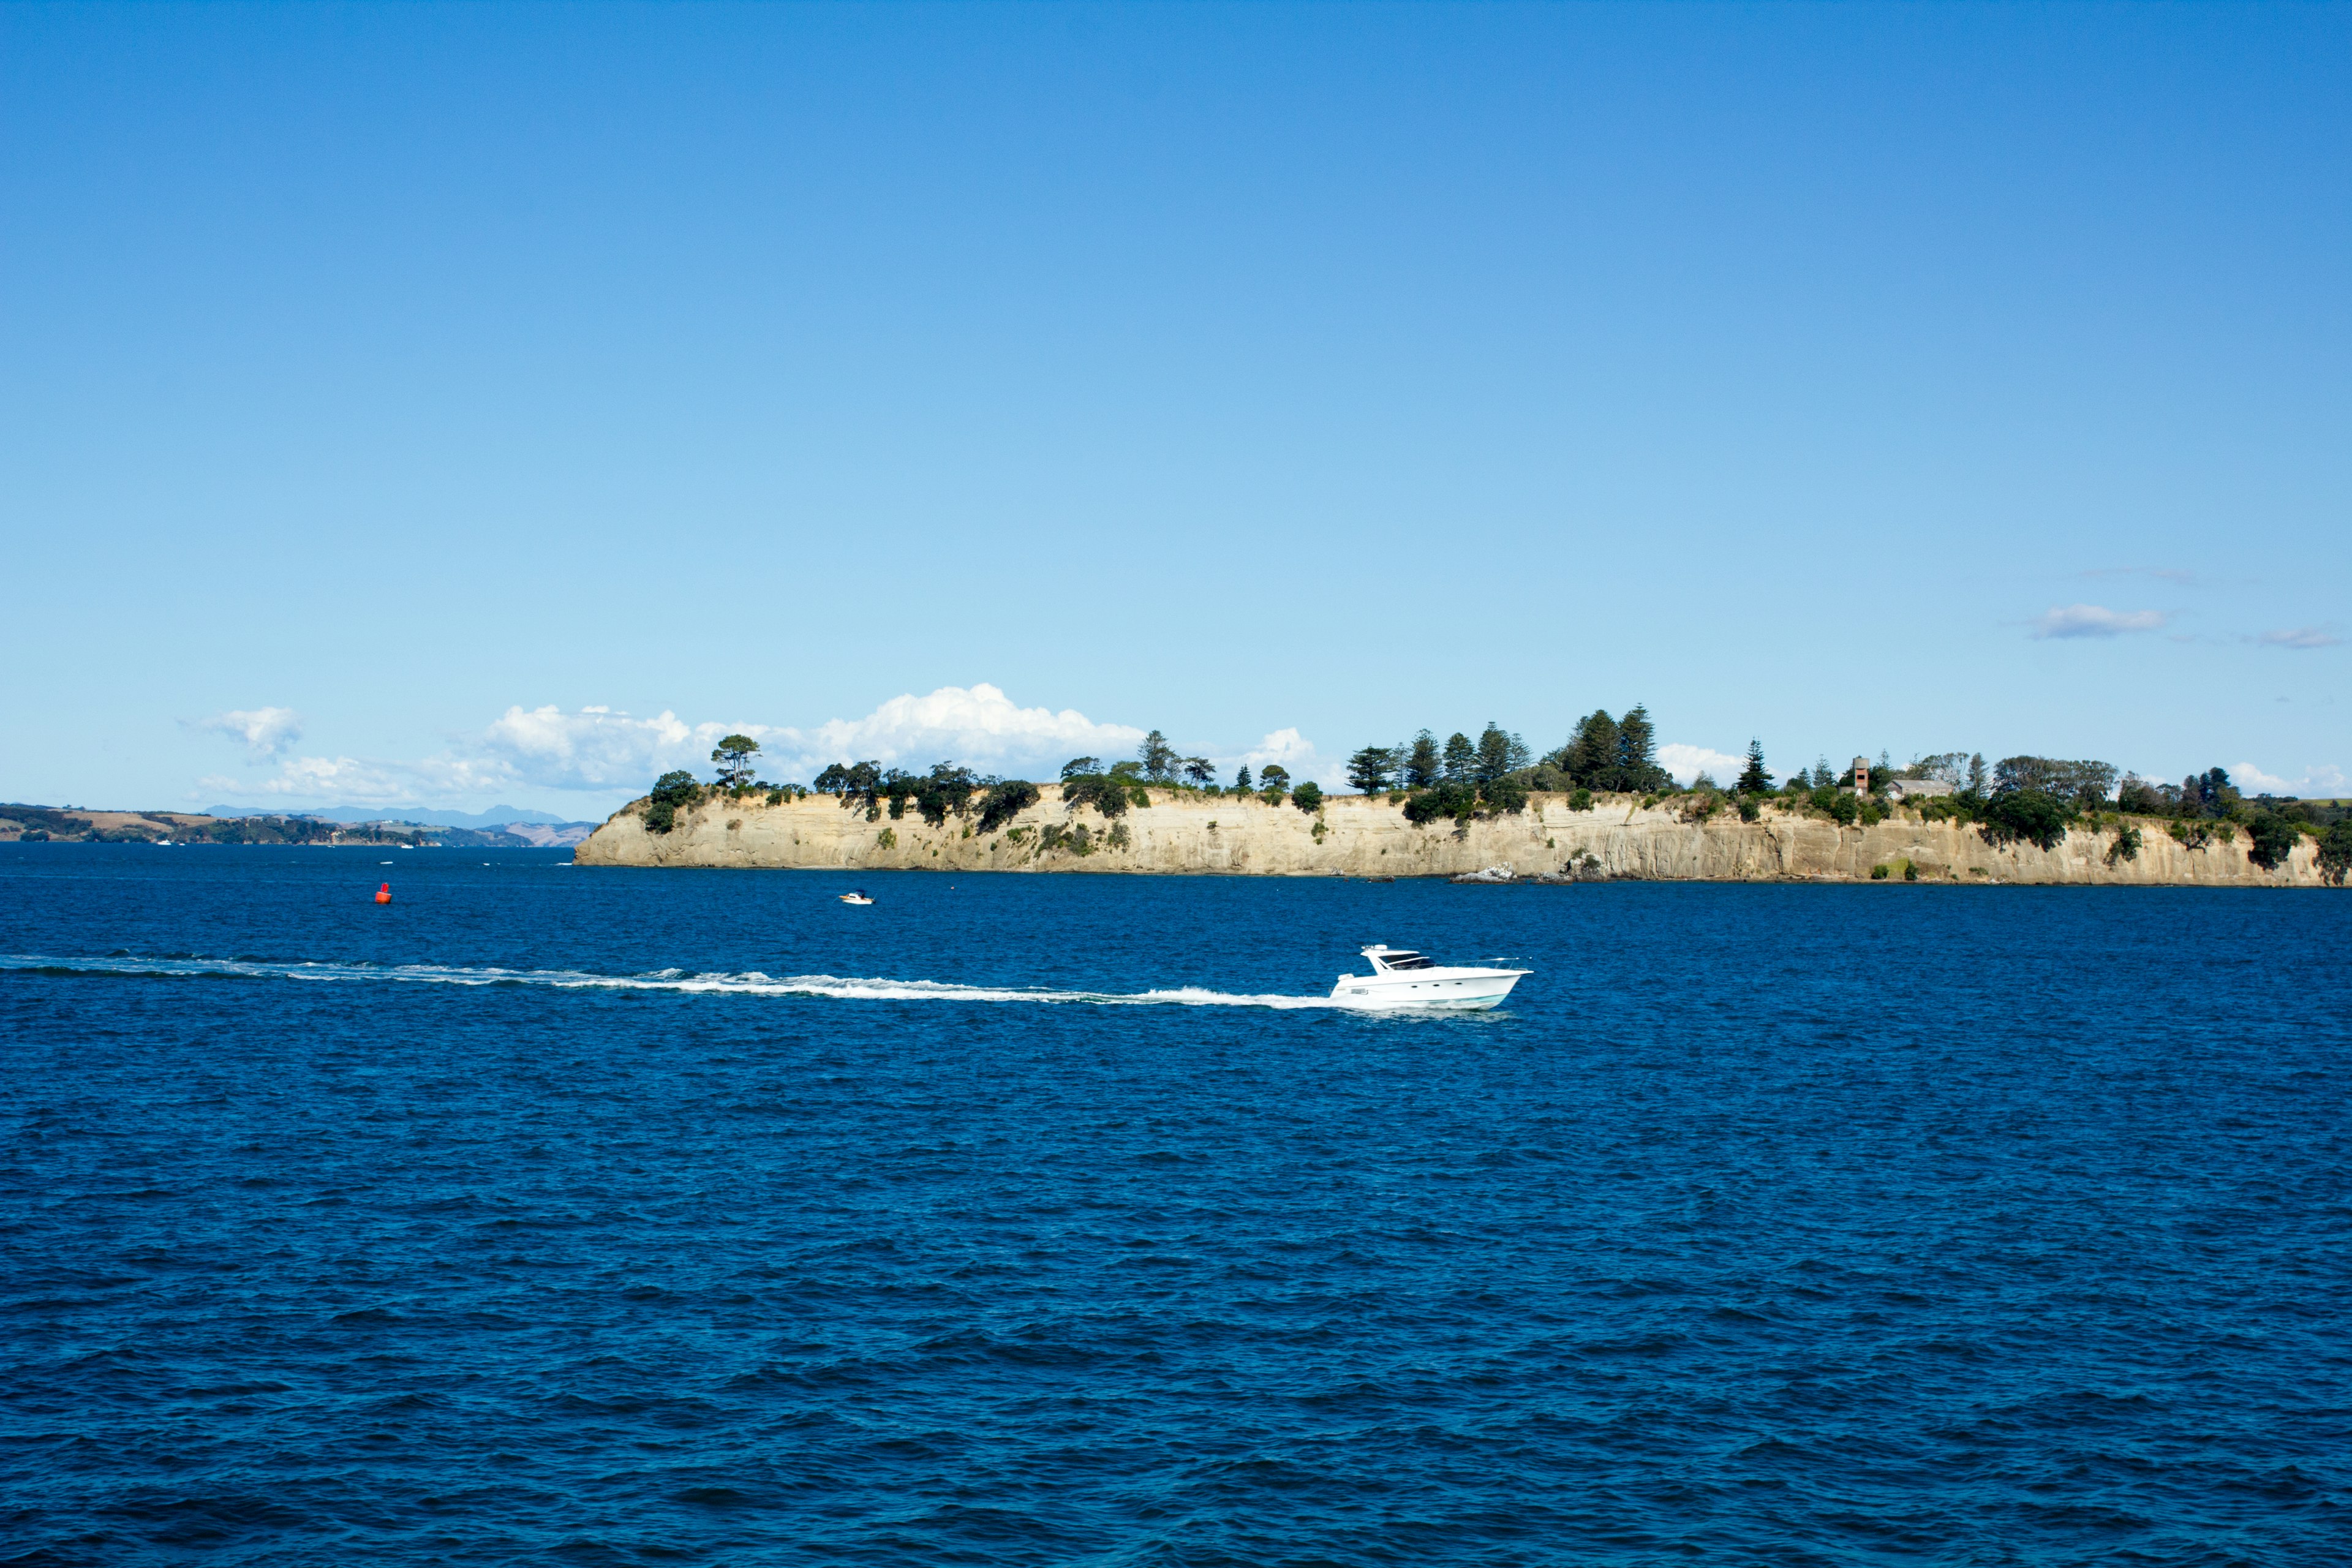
[1441,732,1477,783]
[1474,723,1515,785]
[1736,739,1771,795]
[1137,729,1178,782]
[1234,765,1252,792]
[1404,731,1442,789]
[1567,710,1619,790]
[1346,745,1396,795]
[1616,706,1667,792]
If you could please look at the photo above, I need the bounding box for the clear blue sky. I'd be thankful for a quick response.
[4,2,2346,815]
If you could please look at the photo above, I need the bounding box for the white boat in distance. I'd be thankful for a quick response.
[839,891,875,905]
[1331,945,1529,1011]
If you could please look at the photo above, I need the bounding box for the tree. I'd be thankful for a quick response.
[1980,790,2070,851]
[1183,756,1215,785]
[1616,705,1668,793]
[711,734,761,790]
[1234,765,1252,792]
[1481,774,1530,814]
[1736,739,1772,795]
[1967,753,1989,794]
[878,767,920,819]
[2246,812,2302,871]
[644,770,703,835]
[2319,821,2352,886]
[1138,730,1179,782]
[2185,767,2239,818]
[1291,780,1323,813]
[1994,756,2117,813]
[976,780,1039,833]
[1441,732,1477,783]
[1567,712,1619,790]
[1346,745,1395,795]
[814,761,884,818]
[1403,780,1477,825]
[1061,772,1133,819]
[2117,774,2176,815]
[1259,764,1291,793]
[1474,723,1522,786]
[908,762,979,826]
[1404,731,1441,790]
[1061,756,1101,781]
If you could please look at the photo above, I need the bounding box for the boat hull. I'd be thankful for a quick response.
[1329,970,1526,1011]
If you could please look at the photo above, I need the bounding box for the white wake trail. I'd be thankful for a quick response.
[0,953,1343,1009]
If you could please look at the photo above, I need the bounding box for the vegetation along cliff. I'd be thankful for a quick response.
[575,726,2350,886]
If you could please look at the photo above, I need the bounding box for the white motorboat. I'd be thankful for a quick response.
[839,891,875,906]
[1330,944,1528,1011]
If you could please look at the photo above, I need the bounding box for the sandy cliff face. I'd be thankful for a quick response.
[572,790,2334,886]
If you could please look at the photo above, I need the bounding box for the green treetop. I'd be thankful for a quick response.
[712,734,761,790]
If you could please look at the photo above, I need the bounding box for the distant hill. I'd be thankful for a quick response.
[203,804,591,829]
[4,804,595,848]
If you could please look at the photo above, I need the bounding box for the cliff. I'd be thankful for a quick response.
[571,790,2338,887]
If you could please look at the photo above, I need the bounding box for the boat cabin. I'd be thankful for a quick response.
[1362,945,1437,973]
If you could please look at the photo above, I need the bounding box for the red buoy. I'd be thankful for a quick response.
[375,883,392,905]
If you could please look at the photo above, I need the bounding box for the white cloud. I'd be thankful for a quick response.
[481,705,720,789]
[1229,728,1346,790]
[2230,761,2295,793]
[192,684,1169,807]
[2256,627,2341,650]
[2030,604,2168,639]
[1659,743,1743,786]
[779,684,1142,777]
[2230,761,2347,796]
[220,752,522,805]
[197,706,304,756]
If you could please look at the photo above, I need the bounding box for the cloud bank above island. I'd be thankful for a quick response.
[195,685,1351,810]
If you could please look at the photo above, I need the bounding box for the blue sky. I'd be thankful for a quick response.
[4,3,2346,816]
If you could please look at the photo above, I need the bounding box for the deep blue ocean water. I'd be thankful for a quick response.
[2,845,2345,1566]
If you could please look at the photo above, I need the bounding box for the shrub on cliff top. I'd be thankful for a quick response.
[1482,775,1530,815]
[2246,811,2304,871]
[643,771,703,835]
[2318,823,2352,885]
[1403,782,1477,826]
[1980,789,2070,852]
[1291,780,1324,813]
[976,780,1040,834]
[1061,771,1144,819]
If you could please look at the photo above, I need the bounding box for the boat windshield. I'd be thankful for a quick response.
[1379,952,1436,970]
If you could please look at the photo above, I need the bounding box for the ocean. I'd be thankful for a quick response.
[2,845,2343,1564]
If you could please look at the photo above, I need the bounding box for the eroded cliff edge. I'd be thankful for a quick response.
[573,790,2335,886]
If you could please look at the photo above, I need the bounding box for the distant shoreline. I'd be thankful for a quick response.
[0,805,595,849]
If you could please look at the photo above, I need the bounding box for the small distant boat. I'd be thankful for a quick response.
[1331,944,1528,1011]
[839,891,875,905]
